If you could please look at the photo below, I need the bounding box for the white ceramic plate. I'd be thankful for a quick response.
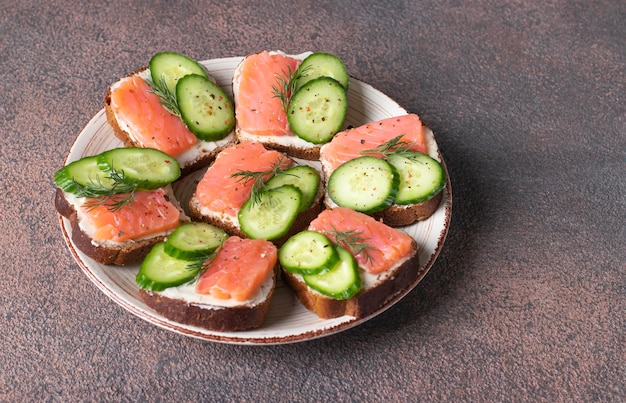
[58,55,452,344]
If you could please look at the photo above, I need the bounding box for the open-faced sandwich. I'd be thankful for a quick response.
[105,52,236,174]
[319,114,446,226]
[136,222,278,332]
[54,147,188,265]
[233,50,350,160]
[278,207,420,319]
[188,141,324,246]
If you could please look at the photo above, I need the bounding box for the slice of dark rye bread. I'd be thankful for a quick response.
[281,239,420,319]
[104,67,235,175]
[55,187,187,266]
[138,267,277,332]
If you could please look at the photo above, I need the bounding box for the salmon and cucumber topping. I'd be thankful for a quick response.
[319,114,428,171]
[136,222,229,291]
[190,142,322,242]
[320,114,445,218]
[137,230,277,304]
[308,207,415,275]
[326,144,446,213]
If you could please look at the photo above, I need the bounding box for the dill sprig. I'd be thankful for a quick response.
[184,249,219,275]
[183,249,221,287]
[230,156,290,206]
[271,65,297,112]
[271,65,311,112]
[323,226,375,265]
[146,76,181,118]
[360,135,415,159]
[72,169,139,212]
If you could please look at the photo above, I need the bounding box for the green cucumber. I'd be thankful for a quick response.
[303,245,361,300]
[238,185,302,241]
[176,74,235,141]
[287,77,347,144]
[327,156,399,213]
[149,52,208,96]
[386,152,446,205]
[278,230,340,275]
[136,242,200,291]
[96,147,181,190]
[163,222,228,260]
[265,165,320,212]
[294,52,349,91]
[54,155,116,195]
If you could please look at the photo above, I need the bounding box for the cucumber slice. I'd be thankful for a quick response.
[386,152,446,205]
[294,52,349,91]
[278,230,341,275]
[54,155,116,195]
[176,74,235,141]
[149,52,208,96]
[97,147,181,189]
[238,185,302,241]
[163,222,228,260]
[303,245,361,300]
[136,242,200,291]
[265,165,320,212]
[327,156,399,213]
[287,77,347,144]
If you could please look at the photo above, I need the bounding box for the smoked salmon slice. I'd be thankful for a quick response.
[83,188,182,243]
[194,142,291,217]
[320,114,428,172]
[308,207,414,274]
[109,75,198,157]
[235,51,300,136]
[196,236,277,301]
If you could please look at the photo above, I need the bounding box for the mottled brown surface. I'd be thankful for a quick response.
[1,0,624,401]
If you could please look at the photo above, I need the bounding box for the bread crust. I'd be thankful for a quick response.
[55,188,176,266]
[371,191,443,227]
[236,135,321,161]
[138,269,277,331]
[281,240,420,319]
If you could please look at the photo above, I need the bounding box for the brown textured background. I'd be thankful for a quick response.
[1,0,624,401]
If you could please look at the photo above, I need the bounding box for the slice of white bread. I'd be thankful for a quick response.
[280,208,421,319]
[104,68,235,175]
[319,121,443,227]
[55,186,188,266]
[138,236,278,332]
[187,143,325,246]
[232,50,323,161]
